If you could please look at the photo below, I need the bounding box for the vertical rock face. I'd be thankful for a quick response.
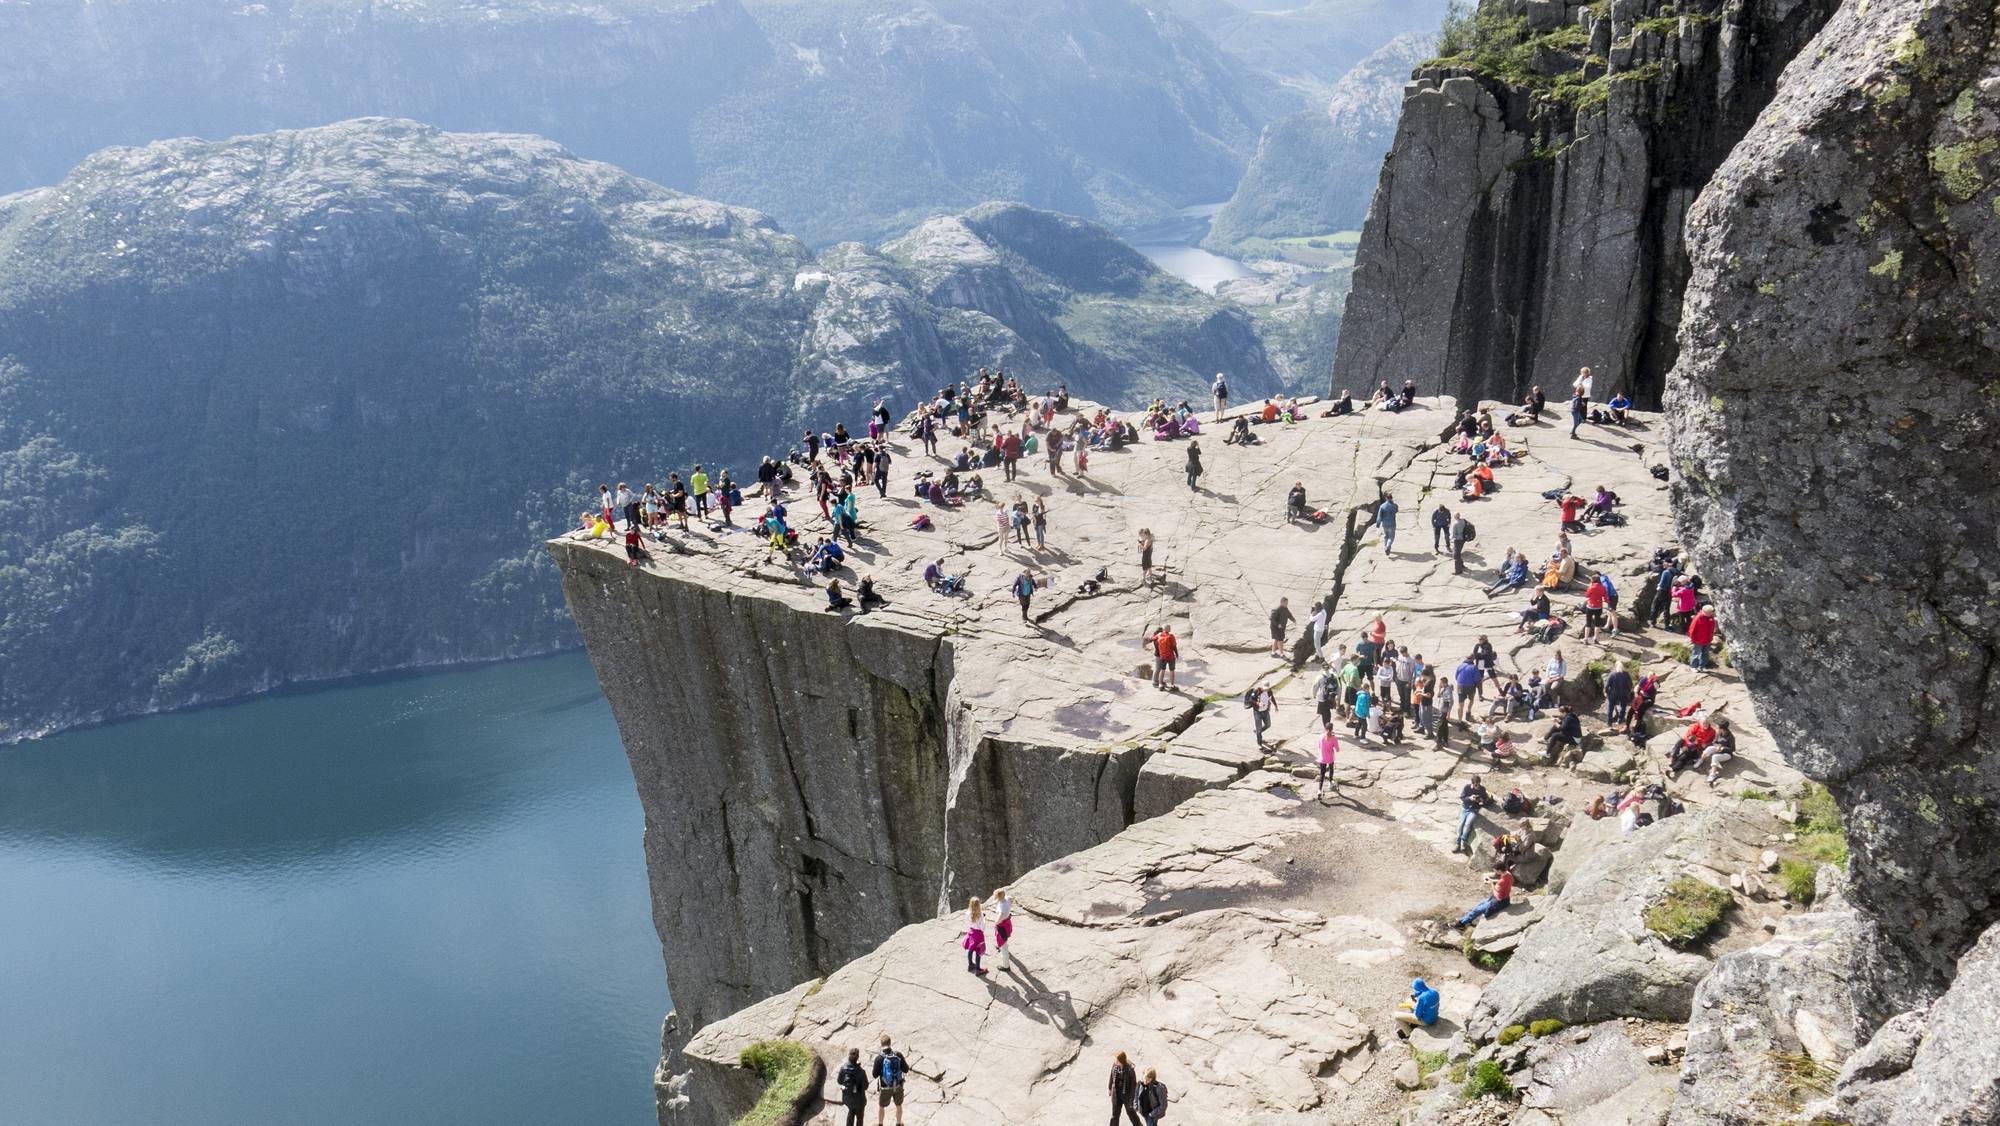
[1667,0,1999,1015]
[1331,0,1836,408]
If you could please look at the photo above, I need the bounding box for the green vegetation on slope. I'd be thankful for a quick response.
[1643,876,1734,948]
[735,1041,818,1126]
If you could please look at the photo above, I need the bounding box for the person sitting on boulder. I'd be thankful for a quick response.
[1541,705,1584,765]
[1515,587,1552,633]
[826,577,854,611]
[1329,390,1355,417]
[1667,714,1719,777]
[1487,550,1529,596]
[1451,866,1515,929]
[1395,978,1442,1029]
[1609,390,1632,425]
[1401,379,1419,409]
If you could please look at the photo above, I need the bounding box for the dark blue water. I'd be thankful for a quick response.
[0,653,667,1126]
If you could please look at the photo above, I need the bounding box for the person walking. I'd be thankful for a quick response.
[1032,496,1048,550]
[873,445,891,498]
[1450,511,1473,575]
[1570,386,1587,440]
[962,896,988,975]
[1431,503,1452,554]
[1268,597,1295,657]
[1249,683,1278,748]
[1377,492,1399,554]
[1136,1068,1169,1126]
[1317,722,1340,796]
[1455,775,1489,853]
[1212,372,1229,421]
[1184,441,1203,492]
[872,1036,909,1126]
[1012,569,1037,622]
[837,1049,869,1126]
[1108,1052,1142,1126]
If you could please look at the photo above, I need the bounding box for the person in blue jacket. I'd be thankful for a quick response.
[1395,978,1441,1031]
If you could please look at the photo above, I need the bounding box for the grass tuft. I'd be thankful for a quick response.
[1462,1059,1518,1101]
[1497,1024,1527,1046]
[1413,1046,1449,1080]
[1643,876,1734,948]
[735,1041,816,1126]
[1528,1019,1567,1037]
[1778,858,1819,903]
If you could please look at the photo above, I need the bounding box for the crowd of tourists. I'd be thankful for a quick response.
[579,360,1731,1109]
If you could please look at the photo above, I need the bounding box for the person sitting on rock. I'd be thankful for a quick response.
[923,558,964,596]
[857,575,886,612]
[1329,390,1355,417]
[1541,705,1584,766]
[1286,481,1308,522]
[1516,587,1552,633]
[1401,379,1419,409]
[1667,714,1719,777]
[1395,978,1442,1030]
[1694,718,1736,784]
[1462,462,1494,500]
[1485,677,1525,720]
[1451,867,1515,929]
[1559,493,1590,533]
[826,578,853,612]
[1224,414,1256,445]
[1487,550,1529,596]
[1609,390,1632,425]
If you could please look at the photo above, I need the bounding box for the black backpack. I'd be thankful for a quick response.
[1460,520,1476,543]
[1243,687,1258,709]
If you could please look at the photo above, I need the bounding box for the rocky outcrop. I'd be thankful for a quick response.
[1332,0,1839,408]
[1813,919,2000,1126]
[1467,801,1776,1038]
[1669,870,1864,1124]
[1666,0,2000,1017]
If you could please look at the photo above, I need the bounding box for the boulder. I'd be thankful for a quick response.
[1668,891,1865,1124]
[1466,802,1770,1039]
[1134,753,1243,819]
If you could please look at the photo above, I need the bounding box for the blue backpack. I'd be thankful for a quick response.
[878,1051,906,1088]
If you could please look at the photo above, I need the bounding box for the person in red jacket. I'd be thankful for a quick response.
[1582,575,1609,642]
[1559,493,1588,532]
[1668,715,1718,776]
[1150,625,1180,691]
[1687,605,1720,670]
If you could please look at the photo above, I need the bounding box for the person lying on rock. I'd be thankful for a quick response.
[1395,978,1441,1029]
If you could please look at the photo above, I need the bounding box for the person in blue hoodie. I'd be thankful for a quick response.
[1395,978,1441,1031]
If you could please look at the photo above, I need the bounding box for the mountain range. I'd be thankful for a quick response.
[0,118,1290,739]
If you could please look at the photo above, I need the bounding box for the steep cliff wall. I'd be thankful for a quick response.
[1667,0,2000,1018]
[1332,0,1836,408]
[551,540,1154,1034]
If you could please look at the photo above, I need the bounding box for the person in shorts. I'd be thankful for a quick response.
[872,1035,909,1125]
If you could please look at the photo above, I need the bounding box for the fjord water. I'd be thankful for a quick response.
[0,653,666,1126]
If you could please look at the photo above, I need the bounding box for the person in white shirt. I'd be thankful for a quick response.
[1575,366,1595,404]
[1545,649,1568,687]
[1212,372,1229,421]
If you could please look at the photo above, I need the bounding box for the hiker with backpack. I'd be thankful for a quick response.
[1136,1068,1169,1126]
[1212,372,1229,421]
[1247,684,1278,749]
[872,1036,909,1126]
[1377,492,1399,553]
[837,1049,869,1126]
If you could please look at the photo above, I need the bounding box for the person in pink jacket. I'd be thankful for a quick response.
[1317,723,1341,796]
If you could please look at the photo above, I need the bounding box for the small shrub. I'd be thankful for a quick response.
[1796,783,1849,866]
[1413,1046,1449,1079]
[1462,1060,1518,1101]
[1778,858,1819,903]
[1461,930,1511,971]
[1497,1024,1527,1046]
[1660,640,1693,663]
[1739,787,1774,801]
[735,1040,816,1126]
[1643,876,1734,948]
[1528,1019,1567,1037]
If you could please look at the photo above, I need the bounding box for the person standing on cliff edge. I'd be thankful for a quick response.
[1212,371,1229,421]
